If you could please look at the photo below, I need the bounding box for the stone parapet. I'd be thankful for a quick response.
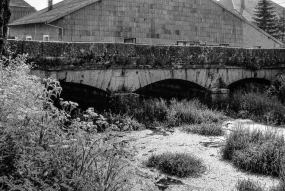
[8,40,285,70]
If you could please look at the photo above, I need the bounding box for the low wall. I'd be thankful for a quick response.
[7,40,285,70]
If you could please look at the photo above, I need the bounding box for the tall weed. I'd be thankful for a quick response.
[230,91,285,125]
[222,126,285,177]
[0,55,127,191]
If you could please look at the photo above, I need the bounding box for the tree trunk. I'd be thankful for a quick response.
[0,0,10,56]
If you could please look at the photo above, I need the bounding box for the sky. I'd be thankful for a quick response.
[25,0,285,10]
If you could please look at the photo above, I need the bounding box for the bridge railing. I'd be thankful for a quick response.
[7,40,285,70]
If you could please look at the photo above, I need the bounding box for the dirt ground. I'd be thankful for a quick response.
[95,119,282,191]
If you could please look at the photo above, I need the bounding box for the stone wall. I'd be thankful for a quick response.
[7,40,285,70]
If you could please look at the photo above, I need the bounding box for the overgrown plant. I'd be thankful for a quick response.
[146,152,205,178]
[0,55,128,190]
[222,126,285,177]
[229,91,285,125]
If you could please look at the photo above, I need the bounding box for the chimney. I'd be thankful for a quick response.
[240,0,245,14]
[48,0,53,11]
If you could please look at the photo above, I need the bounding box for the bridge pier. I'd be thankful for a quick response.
[208,88,230,104]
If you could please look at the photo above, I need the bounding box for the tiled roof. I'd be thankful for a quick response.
[9,0,99,25]
[10,0,34,8]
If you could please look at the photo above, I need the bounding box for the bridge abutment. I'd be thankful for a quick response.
[208,88,230,104]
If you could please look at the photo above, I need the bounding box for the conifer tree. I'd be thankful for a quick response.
[0,0,11,56]
[253,0,278,37]
[277,10,285,42]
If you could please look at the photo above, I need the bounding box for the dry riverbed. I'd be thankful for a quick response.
[94,119,282,191]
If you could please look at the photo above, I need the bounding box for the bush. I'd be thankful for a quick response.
[146,152,205,177]
[235,179,264,191]
[183,122,224,136]
[109,94,168,126]
[167,99,224,127]
[230,91,285,125]
[268,73,285,103]
[0,55,128,190]
[222,127,285,177]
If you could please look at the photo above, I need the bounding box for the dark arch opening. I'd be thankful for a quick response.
[134,79,208,101]
[58,82,110,111]
[227,78,271,93]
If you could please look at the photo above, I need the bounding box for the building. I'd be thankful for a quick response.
[9,0,36,23]
[218,0,285,22]
[8,0,283,48]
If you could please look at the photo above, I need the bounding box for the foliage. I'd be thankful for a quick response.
[110,95,224,128]
[268,73,285,103]
[253,0,278,37]
[146,152,205,178]
[167,99,224,127]
[235,179,264,191]
[183,122,224,136]
[222,126,285,177]
[0,55,127,191]
[229,90,285,125]
[276,10,285,41]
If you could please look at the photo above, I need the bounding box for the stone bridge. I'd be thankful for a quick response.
[8,40,285,101]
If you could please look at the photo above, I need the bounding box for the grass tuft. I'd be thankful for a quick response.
[235,179,264,191]
[222,126,285,177]
[146,152,205,178]
[183,122,224,136]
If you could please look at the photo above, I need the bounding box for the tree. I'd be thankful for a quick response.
[276,10,285,42]
[253,0,278,37]
[0,0,11,56]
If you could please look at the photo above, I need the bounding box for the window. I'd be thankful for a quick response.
[43,35,50,41]
[177,41,199,46]
[124,38,136,44]
[26,36,32,41]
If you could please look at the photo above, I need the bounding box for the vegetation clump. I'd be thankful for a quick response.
[222,126,285,177]
[146,152,205,178]
[235,179,264,191]
[0,55,128,191]
[229,91,285,125]
[183,122,224,136]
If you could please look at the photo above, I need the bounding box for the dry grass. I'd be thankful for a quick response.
[146,152,205,178]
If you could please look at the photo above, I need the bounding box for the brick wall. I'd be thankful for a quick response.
[242,22,280,49]
[9,24,59,41]
[55,0,243,46]
[8,0,282,48]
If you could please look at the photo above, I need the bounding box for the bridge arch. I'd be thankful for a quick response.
[134,79,208,99]
[227,78,271,91]
[57,81,110,110]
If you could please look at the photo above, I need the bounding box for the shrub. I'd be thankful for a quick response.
[222,126,285,177]
[167,99,224,127]
[230,91,285,125]
[109,94,169,126]
[183,122,224,136]
[146,152,205,177]
[235,179,264,191]
[0,55,128,190]
[268,73,285,103]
